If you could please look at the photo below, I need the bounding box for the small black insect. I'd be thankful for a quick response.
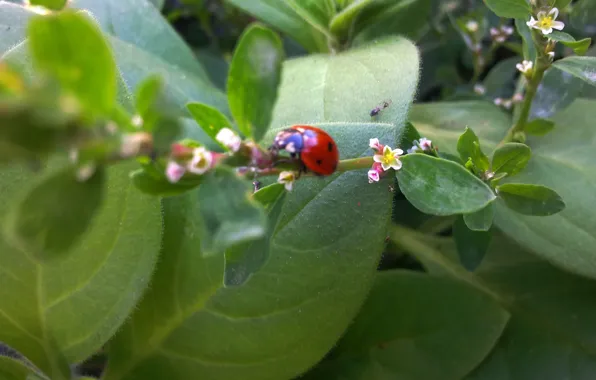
[370,99,392,117]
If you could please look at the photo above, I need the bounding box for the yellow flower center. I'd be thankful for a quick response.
[382,149,395,165]
[539,16,553,28]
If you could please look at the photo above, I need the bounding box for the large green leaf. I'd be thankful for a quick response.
[226,0,330,53]
[394,227,596,380]
[0,161,162,367]
[410,100,596,279]
[483,0,531,19]
[302,270,508,380]
[0,2,227,115]
[552,57,596,88]
[103,122,399,380]
[271,37,419,128]
[530,65,585,119]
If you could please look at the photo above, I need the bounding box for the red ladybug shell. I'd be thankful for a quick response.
[273,125,339,176]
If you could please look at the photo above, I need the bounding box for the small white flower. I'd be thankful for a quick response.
[278,171,296,191]
[368,169,380,183]
[494,98,503,106]
[512,93,524,103]
[474,84,486,95]
[466,20,479,33]
[166,161,186,183]
[369,138,383,152]
[215,127,242,152]
[419,137,432,151]
[131,114,144,128]
[373,145,404,171]
[547,51,555,60]
[502,99,513,110]
[527,8,565,35]
[502,26,514,35]
[516,60,534,74]
[76,163,96,182]
[407,146,419,154]
[490,27,499,37]
[187,146,213,174]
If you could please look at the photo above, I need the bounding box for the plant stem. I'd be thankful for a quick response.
[336,157,373,172]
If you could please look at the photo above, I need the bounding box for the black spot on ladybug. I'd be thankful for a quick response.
[316,159,323,166]
[328,142,334,152]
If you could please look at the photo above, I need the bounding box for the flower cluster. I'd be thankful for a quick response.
[406,137,433,154]
[527,8,564,35]
[367,138,403,183]
[165,127,241,183]
[490,25,514,44]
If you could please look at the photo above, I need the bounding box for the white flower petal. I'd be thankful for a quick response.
[373,154,383,163]
[369,138,381,150]
[391,160,403,171]
[381,162,391,171]
[537,11,547,20]
[542,27,553,35]
[526,17,537,28]
[549,7,559,19]
[392,148,404,156]
[552,21,565,30]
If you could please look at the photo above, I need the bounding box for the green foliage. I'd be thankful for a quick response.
[227,24,284,141]
[497,183,565,216]
[483,0,531,19]
[27,10,116,119]
[2,0,596,378]
[303,270,508,380]
[28,0,67,11]
[397,154,496,216]
[197,167,267,256]
[4,166,105,260]
[491,143,531,177]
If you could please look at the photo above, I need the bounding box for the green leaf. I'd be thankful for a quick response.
[454,216,492,271]
[410,100,596,278]
[483,0,531,19]
[515,18,537,62]
[352,0,432,44]
[551,0,572,8]
[1,2,227,116]
[197,167,267,256]
[302,271,508,380]
[463,203,495,232]
[187,102,234,150]
[135,75,162,120]
[397,227,596,380]
[552,57,596,87]
[0,356,39,380]
[497,183,565,216]
[4,167,105,260]
[129,167,201,197]
[569,0,596,35]
[27,10,116,118]
[103,120,398,380]
[482,57,520,98]
[272,37,419,128]
[457,127,490,173]
[491,143,531,177]
[548,31,592,55]
[228,24,283,141]
[396,154,496,216]
[0,160,161,368]
[224,183,286,286]
[329,0,374,39]
[530,65,585,119]
[524,118,555,136]
[28,0,66,10]
[226,0,329,53]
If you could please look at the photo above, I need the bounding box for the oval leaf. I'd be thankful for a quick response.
[553,57,596,88]
[463,202,495,232]
[396,154,496,216]
[457,127,490,172]
[525,118,555,136]
[186,102,234,150]
[454,216,492,271]
[497,183,565,216]
[227,24,284,141]
[491,142,531,177]
[27,10,116,118]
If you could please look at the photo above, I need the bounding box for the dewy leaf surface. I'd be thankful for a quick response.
[0,161,162,365]
[409,100,596,279]
[104,37,419,380]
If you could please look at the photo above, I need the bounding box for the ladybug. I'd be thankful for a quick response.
[271,125,339,176]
